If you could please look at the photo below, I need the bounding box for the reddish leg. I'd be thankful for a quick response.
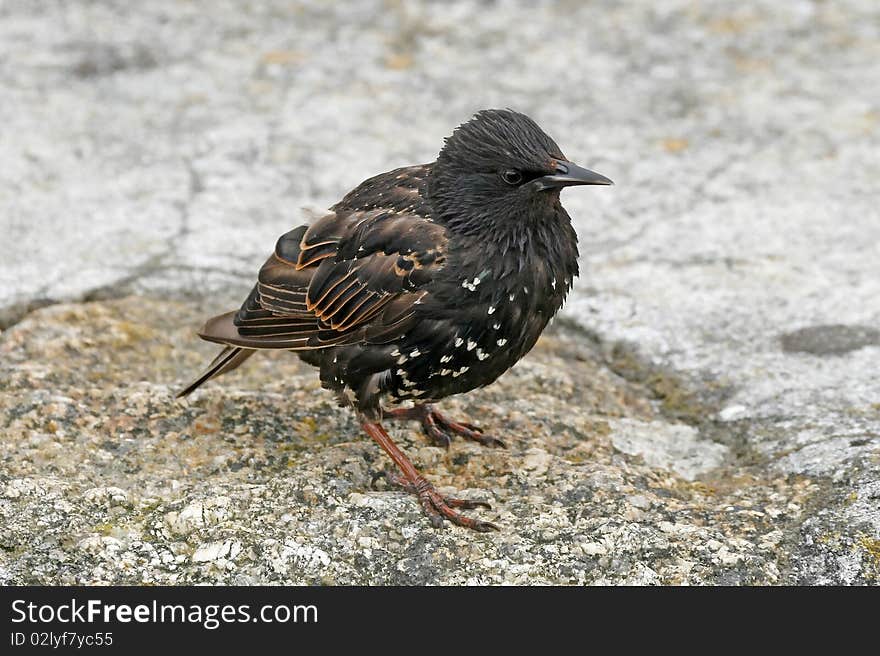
[384,404,506,449]
[361,419,498,532]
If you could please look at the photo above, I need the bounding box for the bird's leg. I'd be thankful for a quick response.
[361,419,498,532]
[383,404,506,449]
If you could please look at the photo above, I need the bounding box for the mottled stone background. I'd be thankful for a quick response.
[1,0,878,584]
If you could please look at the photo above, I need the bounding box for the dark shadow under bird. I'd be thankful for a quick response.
[178,109,612,531]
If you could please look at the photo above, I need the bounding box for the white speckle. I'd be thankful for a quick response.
[452,366,469,377]
[509,293,515,301]
[332,355,337,363]
[454,338,464,347]
[358,246,365,252]
[440,355,452,363]
[476,349,489,361]
[396,369,406,375]
[493,322,501,330]
[487,306,496,315]
[396,355,408,364]
[409,348,421,357]
[523,287,529,294]
[551,279,557,289]
[390,348,400,357]
[461,277,481,292]
[497,338,507,346]
[467,339,476,351]
[440,368,452,376]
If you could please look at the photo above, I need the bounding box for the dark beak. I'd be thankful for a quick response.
[531,159,614,191]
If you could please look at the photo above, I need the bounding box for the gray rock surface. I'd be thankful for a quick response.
[2,0,879,584]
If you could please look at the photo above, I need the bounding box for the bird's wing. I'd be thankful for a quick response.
[198,209,447,350]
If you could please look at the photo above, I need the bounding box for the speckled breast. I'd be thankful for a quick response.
[386,264,572,403]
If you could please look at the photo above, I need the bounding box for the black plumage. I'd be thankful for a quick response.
[178,109,612,531]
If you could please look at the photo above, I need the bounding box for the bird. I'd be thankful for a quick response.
[177,109,612,531]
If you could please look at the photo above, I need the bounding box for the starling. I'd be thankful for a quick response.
[178,109,612,531]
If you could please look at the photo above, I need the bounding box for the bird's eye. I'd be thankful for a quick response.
[501,169,523,186]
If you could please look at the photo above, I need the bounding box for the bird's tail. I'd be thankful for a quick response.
[176,346,255,398]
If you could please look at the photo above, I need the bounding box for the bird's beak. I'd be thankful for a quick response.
[531,159,614,191]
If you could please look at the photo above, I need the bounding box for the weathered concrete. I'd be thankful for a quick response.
[2,1,878,584]
[0,298,825,584]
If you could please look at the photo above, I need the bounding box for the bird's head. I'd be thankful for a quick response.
[428,109,612,236]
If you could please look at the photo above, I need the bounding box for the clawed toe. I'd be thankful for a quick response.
[383,404,507,449]
[376,468,496,530]
[434,416,506,449]
[414,405,507,449]
[456,421,483,432]
[417,484,499,532]
[423,424,454,449]
[362,418,499,532]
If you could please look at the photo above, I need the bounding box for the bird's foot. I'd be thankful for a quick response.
[362,420,498,532]
[384,404,506,449]
[376,470,497,532]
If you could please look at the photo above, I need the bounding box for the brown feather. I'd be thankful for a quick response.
[176,346,255,398]
[192,199,448,355]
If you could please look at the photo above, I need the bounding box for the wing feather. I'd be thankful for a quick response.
[200,192,447,351]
